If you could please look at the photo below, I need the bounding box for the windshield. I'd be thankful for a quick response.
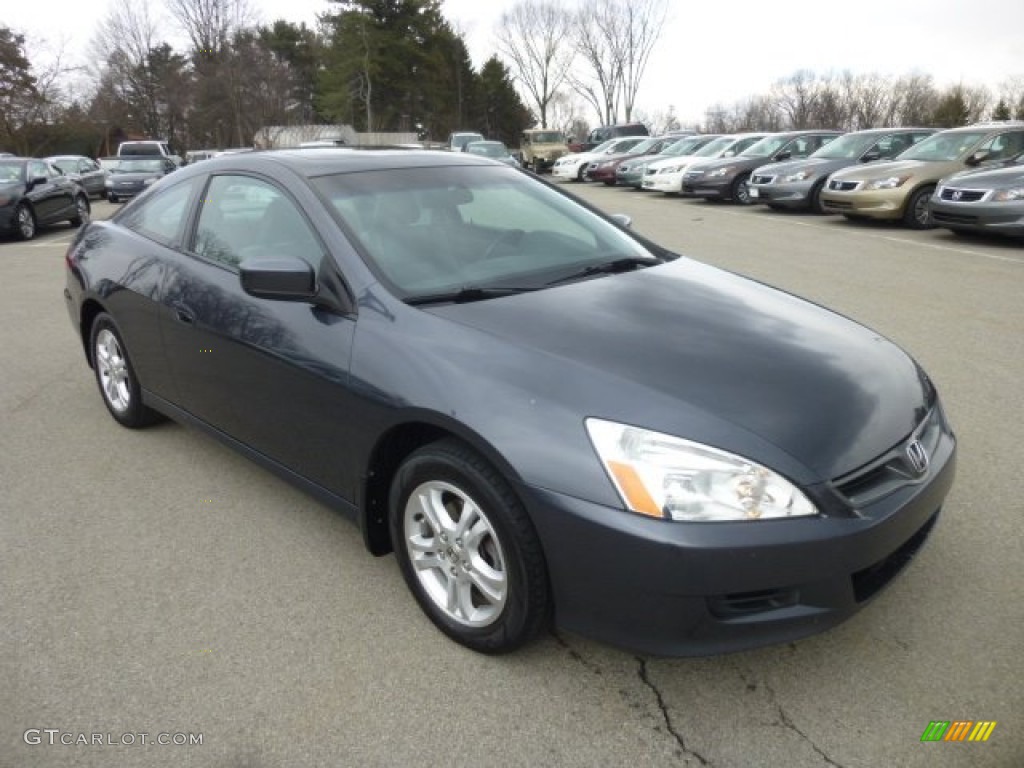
[588,140,617,154]
[899,130,990,162]
[528,132,564,143]
[811,132,881,159]
[314,166,657,299]
[693,137,735,157]
[662,137,707,157]
[48,159,77,173]
[740,135,787,157]
[0,161,24,182]
[466,143,508,158]
[111,159,165,173]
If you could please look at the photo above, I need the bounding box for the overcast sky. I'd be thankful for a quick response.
[8,0,1024,126]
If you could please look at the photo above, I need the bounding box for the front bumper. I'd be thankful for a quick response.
[681,173,735,199]
[820,186,909,220]
[749,178,815,208]
[585,166,617,183]
[928,200,1024,237]
[522,424,955,656]
[551,164,584,181]
[642,171,685,193]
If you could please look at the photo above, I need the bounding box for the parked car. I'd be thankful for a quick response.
[519,129,569,173]
[928,151,1024,238]
[748,128,936,212]
[44,155,111,200]
[641,134,769,194]
[682,130,843,204]
[65,148,956,656]
[464,140,520,167]
[103,156,178,203]
[0,157,90,240]
[185,149,220,164]
[583,135,679,185]
[447,131,485,152]
[570,122,649,153]
[117,139,183,167]
[820,122,1024,228]
[551,137,647,181]
[617,134,723,188]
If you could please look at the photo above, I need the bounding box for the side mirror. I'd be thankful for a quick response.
[722,150,736,157]
[965,150,990,166]
[240,257,317,301]
[609,213,633,229]
[861,150,881,162]
[774,150,792,161]
[30,175,48,187]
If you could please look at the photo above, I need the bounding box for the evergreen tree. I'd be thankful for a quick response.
[477,56,533,146]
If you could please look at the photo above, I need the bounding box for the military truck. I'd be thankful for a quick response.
[519,129,569,173]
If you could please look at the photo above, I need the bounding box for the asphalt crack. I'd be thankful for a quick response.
[550,631,603,676]
[636,657,711,766]
[736,665,844,768]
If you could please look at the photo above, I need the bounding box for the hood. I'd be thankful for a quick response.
[752,157,852,177]
[110,171,165,181]
[941,163,1024,187]
[429,258,930,481]
[830,159,945,181]
[690,154,770,173]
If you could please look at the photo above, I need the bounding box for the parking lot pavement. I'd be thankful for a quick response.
[2,191,1021,767]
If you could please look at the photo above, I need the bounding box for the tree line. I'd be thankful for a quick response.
[2,0,1023,158]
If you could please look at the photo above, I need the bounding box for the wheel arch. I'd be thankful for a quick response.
[79,299,107,366]
[359,417,525,557]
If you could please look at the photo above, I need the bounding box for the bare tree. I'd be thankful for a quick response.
[166,0,254,53]
[495,1,574,128]
[568,0,666,125]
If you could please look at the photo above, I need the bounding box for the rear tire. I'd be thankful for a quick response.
[69,195,90,227]
[390,439,549,654]
[89,313,163,428]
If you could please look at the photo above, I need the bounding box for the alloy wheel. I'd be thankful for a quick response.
[403,480,507,627]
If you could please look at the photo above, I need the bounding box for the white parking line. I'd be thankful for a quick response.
[704,207,1024,265]
[28,239,73,248]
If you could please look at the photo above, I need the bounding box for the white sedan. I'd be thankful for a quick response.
[552,138,647,181]
[643,133,768,194]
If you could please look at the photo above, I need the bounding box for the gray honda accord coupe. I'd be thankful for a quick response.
[64,148,956,656]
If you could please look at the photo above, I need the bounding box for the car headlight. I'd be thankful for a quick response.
[864,176,910,190]
[586,418,818,522]
[991,187,1024,202]
[783,170,815,182]
[707,167,733,178]
[144,177,158,185]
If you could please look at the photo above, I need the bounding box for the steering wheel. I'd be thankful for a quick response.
[482,228,525,260]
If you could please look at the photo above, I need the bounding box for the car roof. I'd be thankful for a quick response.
[170,148,504,179]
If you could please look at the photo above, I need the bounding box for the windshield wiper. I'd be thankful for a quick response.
[545,256,661,286]
[405,285,539,306]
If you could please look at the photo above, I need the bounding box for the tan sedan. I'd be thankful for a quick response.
[820,123,1024,228]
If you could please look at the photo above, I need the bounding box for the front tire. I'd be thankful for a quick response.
[809,179,828,214]
[903,185,936,229]
[14,204,36,240]
[89,313,163,428]
[730,173,753,205]
[389,439,549,653]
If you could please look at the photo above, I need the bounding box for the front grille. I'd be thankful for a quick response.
[833,406,944,507]
[939,187,987,202]
[751,174,775,185]
[683,171,704,180]
[852,510,939,603]
[824,200,852,209]
[829,180,859,191]
[708,587,799,618]
[932,212,980,225]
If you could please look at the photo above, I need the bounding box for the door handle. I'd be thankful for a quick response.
[173,302,195,324]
